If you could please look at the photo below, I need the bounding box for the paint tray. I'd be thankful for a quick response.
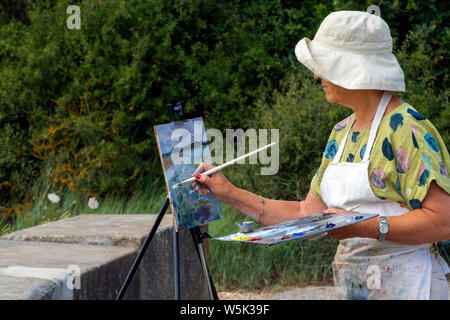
[214,212,379,246]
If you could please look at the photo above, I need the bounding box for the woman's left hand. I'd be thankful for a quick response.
[323,208,359,240]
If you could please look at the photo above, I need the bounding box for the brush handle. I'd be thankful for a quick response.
[172,142,276,188]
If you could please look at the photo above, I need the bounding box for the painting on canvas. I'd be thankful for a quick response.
[154,117,223,231]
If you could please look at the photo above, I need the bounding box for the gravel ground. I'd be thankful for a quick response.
[219,280,450,300]
[218,285,337,300]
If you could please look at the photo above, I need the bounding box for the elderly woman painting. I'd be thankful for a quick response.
[191,11,450,300]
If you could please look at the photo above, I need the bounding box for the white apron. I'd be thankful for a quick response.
[320,91,450,300]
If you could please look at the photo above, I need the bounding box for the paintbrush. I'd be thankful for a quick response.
[346,204,361,211]
[172,142,277,189]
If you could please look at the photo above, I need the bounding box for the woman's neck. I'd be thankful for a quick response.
[341,90,402,131]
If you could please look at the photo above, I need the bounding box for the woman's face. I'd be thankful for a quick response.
[314,74,348,104]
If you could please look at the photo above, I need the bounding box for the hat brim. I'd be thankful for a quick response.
[295,37,329,81]
[295,38,405,92]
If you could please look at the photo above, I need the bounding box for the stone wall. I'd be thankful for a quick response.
[0,214,210,300]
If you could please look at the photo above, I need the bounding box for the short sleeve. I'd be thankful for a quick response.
[390,107,450,210]
[310,162,325,203]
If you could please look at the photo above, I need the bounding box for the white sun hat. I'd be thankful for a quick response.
[295,10,405,92]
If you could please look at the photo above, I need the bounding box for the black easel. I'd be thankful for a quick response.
[116,103,218,300]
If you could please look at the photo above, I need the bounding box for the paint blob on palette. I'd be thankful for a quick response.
[154,117,223,231]
[214,212,378,246]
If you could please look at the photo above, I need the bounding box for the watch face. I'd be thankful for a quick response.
[379,223,389,234]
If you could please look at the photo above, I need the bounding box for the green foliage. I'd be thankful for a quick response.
[395,27,449,144]
[0,0,312,213]
[0,0,448,213]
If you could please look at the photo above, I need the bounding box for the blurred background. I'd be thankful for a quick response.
[0,0,448,291]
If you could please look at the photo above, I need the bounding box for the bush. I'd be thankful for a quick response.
[0,0,324,215]
[0,0,448,210]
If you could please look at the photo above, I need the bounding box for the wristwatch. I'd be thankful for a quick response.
[377,216,389,241]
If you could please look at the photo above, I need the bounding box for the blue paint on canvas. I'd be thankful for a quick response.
[155,117,223,231]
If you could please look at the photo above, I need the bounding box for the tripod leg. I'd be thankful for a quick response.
[197,241,215,299]
[116,196,170,300]
[190,226,219,300]
[173,227,180,300]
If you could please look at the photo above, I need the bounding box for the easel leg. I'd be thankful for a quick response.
[197,240,214,299]
[190,226,219,300]
[173,227,180,300]
[116,196,170,300]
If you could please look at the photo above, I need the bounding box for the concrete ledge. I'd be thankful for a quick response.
[1,214,173,248]
[0,214,210,300]
[0,239,137,299]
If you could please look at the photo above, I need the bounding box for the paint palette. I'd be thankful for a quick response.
[214,212,379,246]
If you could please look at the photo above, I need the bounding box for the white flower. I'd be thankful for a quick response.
[48,193,61,203]
[88,197,99,210]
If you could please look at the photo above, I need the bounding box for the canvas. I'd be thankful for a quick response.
[214,212,378,246]
[154,117,223,231]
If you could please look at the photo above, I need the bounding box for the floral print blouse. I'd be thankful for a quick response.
[310,102,450,211]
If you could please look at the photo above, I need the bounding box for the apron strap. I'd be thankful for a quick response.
[363,91,392,162]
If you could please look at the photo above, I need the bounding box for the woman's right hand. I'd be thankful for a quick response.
[190,162,234,202]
